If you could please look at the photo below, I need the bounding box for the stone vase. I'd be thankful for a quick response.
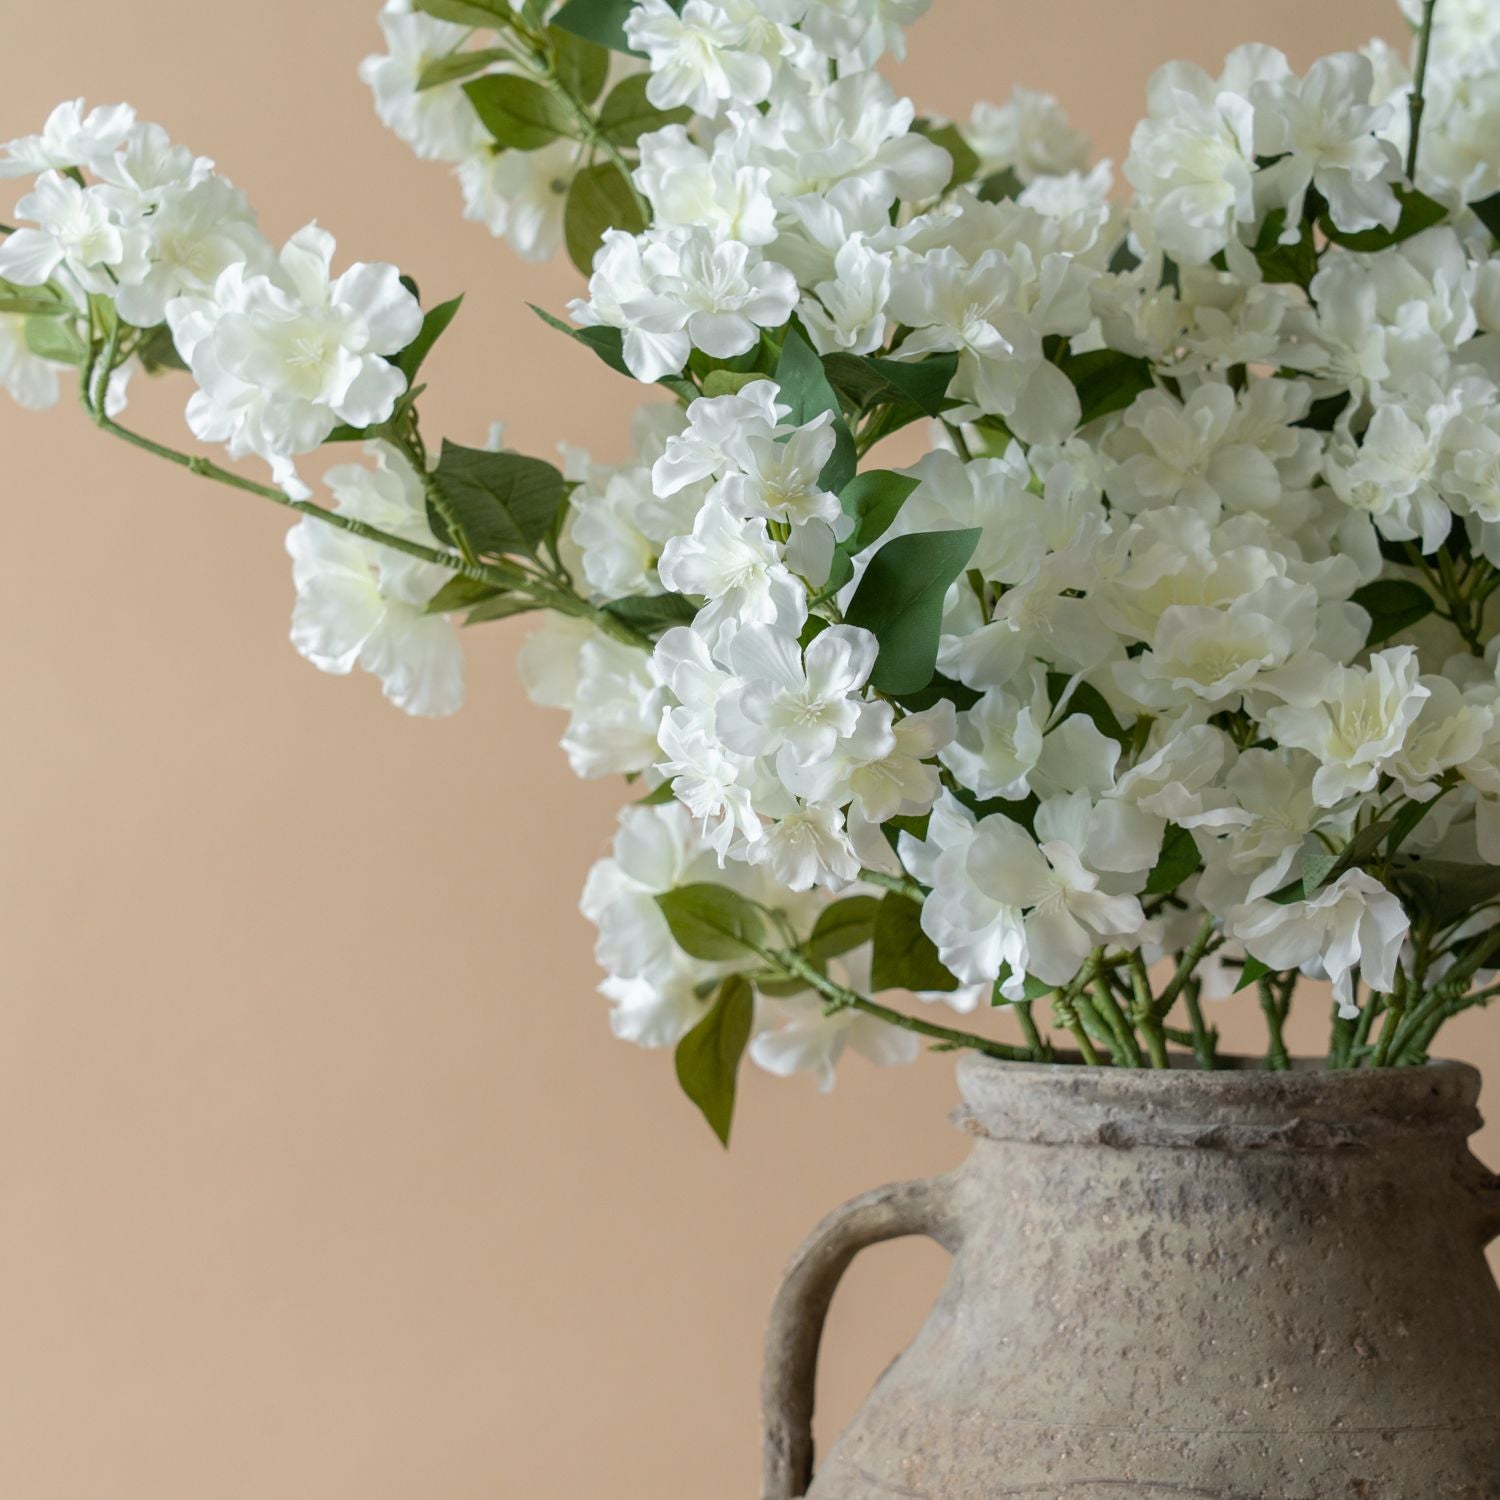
[762,1056,1500,1499]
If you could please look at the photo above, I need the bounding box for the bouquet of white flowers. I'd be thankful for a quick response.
[4,0,1500,1142]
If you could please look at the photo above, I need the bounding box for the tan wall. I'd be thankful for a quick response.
[1,3,1493,1496]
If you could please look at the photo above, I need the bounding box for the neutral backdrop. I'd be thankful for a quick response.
[2,3,1493,1497]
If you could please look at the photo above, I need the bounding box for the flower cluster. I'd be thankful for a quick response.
[7,0,1500,1139]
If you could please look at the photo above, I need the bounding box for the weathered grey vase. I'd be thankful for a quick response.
[763,1057,1500,1500]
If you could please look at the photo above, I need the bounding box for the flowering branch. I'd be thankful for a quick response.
[1406,0,1440,180]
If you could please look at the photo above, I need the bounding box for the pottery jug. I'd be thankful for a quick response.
[762,1056,1500,1499]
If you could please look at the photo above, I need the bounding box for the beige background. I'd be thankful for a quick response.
[1,2,1494,1496]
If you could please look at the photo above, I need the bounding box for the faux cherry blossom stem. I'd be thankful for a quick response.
[1406,0,1440,181]
[1153,916,1219,1020]
[1258,977,1291,1071]
[771,948,1032,1063]
[857,868,928,902]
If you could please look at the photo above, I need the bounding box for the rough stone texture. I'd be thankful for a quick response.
[762,1058,1500,1499]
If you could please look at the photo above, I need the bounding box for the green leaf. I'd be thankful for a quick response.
[1057,347,1154,427]
[134,322,187,374]
[837,470,920,555]
[596,72,690,147]
[1395,861,1500,927]
[463,74,572,150]
[992,964,1054,1002]
[845,528,981,696]
[1473,190,1500,240]
[1385,790,1444,859]
[600,591,699,633]
[701,369,766,399]
[548,24,610,104]
[976,167,1024,203]
[674,974,754,1147]
[412,0,515,25]
[416,48,510,91]
[912,118,978,185]
[464,593,538,624]
[1048,674,1131,749]
[892,670,980,715]
[428,441,566,557]
[1253,210,1319,290]
[551,0,681,53]
[1300,847,1341,898]
[1234,955,1272,993]
[527,302,633,376]
[636,778,678,806]
[804,896,882,964]
[1319,185,1447,252]
[395,294,463,383]
[1350,578,1435,647]
[773,328,856,492]
[870,893,959,994]
[564,160,646,275]
[425,575,505,615]
[24,314,86,365]
[656,884,766,962]
[822,351,957,418]
[1301,820,1392,898]
[1145,823,1202,896]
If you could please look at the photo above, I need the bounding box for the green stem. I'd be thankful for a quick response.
[1152,917,1218,1021]
[1182,984,1219,1070]
[1127,955,1170,1069]
[1091,971,1143,1067]
[857,869,927,903]
[1406,0,1440,182]
[1258,977,1290,1071]
[772,949,1031,1063]
[1014,1000,1049,1063]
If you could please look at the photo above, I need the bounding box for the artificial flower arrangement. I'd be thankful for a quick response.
[3,0,1499,1144]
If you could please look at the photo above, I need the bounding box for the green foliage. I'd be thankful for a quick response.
[773,329,856,492]
[427,440,566,557]
[1319,185,1446,251]
[1396,862,1500,926]
[1252,211,1319,290]
[424,575,506,615]
[416,49,512,92]
[1351,578,1436,647]
[464,74,572,149]
[551,0,681,52]
[600,592,699,633]
[23,314,86,365]
[596,74,691,147]
[991,964,1054,1002]
[412,0,516,26]
[1473,191,1500,240]
[822,350,957,418]
[548,24,610,104]
[1056,346,1155,426]
[845,528,981,695]
[870,893,959,993]
[395,294,463,383]
[564,161,646,274]
[1145,823,1202,896]
[976,167,1024,203]
[804,896,882,963]
[134,322,188,374]
[1234,955,1272,993]
[463,592,538,624]
[1048,674,1131,749]
[528,302,633,375]
[655,884,766,961]
[823,469,920,593]
[911,118,978,185]
[674,974,754,1146]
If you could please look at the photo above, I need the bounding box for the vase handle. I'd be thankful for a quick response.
[760,1174,961,1500]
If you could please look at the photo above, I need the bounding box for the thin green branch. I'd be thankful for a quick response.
[1406,0,1440,182]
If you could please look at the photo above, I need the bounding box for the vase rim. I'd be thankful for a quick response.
[954,1053,1484,1150]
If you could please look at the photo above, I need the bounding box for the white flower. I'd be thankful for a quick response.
[0,98,136,178]
[1124,45,1288,265]
[600,964,715,1049]
[114,175,271,328]
[747,802,861,891]
[965,88,1090,184]
[1265,646,1430,807]
[963,798,1146,986]
[634,126,776,247]
[359,1,489,163]
[0,313,64,409]
[625,0,776,117]
[710,411,842,533]
[751,976,919,1092]
[1232,869,1409,1018]
[799,238,893,356]
[1252,53,1401,240]
[166,223,422,497]
[717,623,877,763]
[285,447,464,718]
[657,502,806,644]
[651,380,785,496]
[613,228,799,381]
[0,171,149,293]
[798,0,932,70]
[458,140,573,262]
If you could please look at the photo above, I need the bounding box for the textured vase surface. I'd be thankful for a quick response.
[762,1056,1500,1499]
